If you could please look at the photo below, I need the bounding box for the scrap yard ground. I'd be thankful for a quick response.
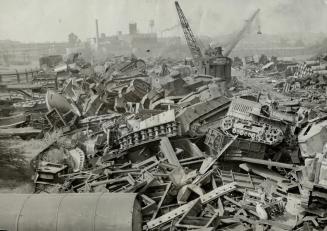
[2,0,327,230]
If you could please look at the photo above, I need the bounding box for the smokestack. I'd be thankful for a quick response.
[95,19,99,50]
[129,23,137,35]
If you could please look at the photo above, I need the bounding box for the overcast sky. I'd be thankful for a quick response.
[1,0,327,42]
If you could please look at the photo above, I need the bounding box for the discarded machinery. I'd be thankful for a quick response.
[205,127,266,159]
[220,97,286,145]
[118,110,179,151]
[176,96,230,136]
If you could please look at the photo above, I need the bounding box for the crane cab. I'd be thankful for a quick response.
[203,47,232,83]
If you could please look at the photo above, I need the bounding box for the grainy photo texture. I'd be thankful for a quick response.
[0,0,327,230]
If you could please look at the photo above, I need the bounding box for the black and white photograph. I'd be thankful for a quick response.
[1,0,327,230]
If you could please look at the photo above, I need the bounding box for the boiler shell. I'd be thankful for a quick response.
[0,193,141,231]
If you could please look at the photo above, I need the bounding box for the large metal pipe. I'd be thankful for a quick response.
[0,193,142,231]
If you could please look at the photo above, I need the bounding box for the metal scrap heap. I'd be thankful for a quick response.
[0,54,322,231]
[2,1,327,229]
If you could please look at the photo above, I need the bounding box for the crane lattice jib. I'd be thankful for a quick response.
[223,9,260,57]
[175,1,203,63]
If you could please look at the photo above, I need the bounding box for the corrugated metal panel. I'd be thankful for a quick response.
[0,193,141,231]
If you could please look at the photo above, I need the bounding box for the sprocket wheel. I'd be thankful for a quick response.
[265,127,283,145]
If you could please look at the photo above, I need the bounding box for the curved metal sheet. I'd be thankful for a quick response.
[95,193,141,231]
[57,193,99,231]
[19,193,66,231]
[46,90,73,114]
[0,194,30,231]
[0,193,140,231]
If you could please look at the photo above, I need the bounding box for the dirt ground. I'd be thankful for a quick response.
[0,137,45,193]
[232,68,291,102]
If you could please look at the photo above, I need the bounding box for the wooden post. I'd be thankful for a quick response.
[55,74,58,90]
[31,69,34,82]
[25,69,28,82]
[16,70,20,83]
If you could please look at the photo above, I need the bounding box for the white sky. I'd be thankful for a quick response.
[1,0,327,42]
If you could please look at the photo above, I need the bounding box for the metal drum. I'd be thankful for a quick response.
[0,193,142,231]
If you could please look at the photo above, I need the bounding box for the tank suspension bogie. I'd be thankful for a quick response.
[221,116,284,145]
[118,122,178,151]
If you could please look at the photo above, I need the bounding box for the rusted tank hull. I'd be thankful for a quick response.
[0,193,142,231]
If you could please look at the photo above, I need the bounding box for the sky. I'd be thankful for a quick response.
[1,0,327,43]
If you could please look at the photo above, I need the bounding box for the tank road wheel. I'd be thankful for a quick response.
[221,117,233,131]
[265,127,283,145]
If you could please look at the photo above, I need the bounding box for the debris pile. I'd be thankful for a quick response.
[244,55,297,79]
[283,60,327,93]
[2,2,327,229]
[266,58,327,113]
[22,56,327,230]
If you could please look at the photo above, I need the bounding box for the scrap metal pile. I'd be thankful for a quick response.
[2,1,327,229]
[243,55,297,79]
[281,59,327,106]
[24,56,327,230]
[240,53,327,114]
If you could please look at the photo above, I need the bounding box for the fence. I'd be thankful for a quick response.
[0,69,40,84]
[0,69,57,89]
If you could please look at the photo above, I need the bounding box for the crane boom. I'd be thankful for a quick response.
[161,24,179,33]
[223,9,260,57]
[175,1,203,65]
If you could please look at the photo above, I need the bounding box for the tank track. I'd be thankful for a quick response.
[118,121,178,151]
[221,116,284,145]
